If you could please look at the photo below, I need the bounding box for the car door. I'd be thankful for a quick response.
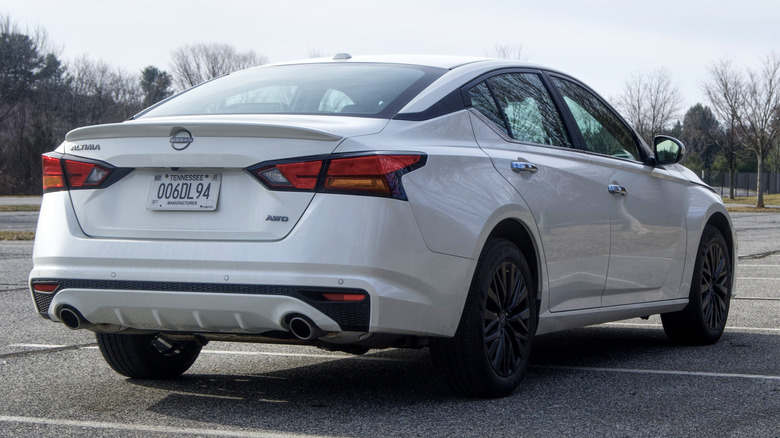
[547,75,687,306]
[466,71,611,312]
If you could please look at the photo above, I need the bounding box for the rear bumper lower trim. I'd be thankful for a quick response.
[30,278,370,332]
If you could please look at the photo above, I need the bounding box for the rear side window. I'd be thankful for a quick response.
[551,76,640,161]
[138,64,445,119]
[468,73,572,148]
[468,82,507,135]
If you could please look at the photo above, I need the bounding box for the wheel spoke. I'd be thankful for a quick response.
[487,284,501,313]
[482,258,533,377]
[491,333,505,370]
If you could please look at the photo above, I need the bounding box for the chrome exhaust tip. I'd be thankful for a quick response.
[287,315,326,340]
[57,306,90,330]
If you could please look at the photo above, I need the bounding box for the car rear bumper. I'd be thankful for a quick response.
[30,191,476,337]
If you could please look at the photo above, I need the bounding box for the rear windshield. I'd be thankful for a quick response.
[137,63,446,119]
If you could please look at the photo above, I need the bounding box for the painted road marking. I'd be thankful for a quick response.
[531,365,780,381]
[604,322,780,333]
[0,415,340,438]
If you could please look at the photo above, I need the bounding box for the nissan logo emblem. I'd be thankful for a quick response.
[170,130,194,150]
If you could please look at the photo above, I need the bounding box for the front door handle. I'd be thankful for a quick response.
[511,162,538,173]
[608,184,627,195]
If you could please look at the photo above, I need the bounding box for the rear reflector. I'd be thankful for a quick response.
[322,293,366,302]
[31,282,59,293]
[249,153,425,200]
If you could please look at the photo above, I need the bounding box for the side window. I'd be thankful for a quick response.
[551,77,641,161]
[467,73,571,147]
[486,74,571,147]
[468,82,508,136]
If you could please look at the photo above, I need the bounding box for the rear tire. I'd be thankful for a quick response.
[430,238,537,398]
[661,225,732,345]
[96,333,201,379]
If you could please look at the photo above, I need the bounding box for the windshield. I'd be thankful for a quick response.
[138,63,446,119]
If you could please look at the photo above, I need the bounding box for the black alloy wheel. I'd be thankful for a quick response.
[662,225,732,345]
[484,261,533,377]
[700,237,730,331]
[430,237,537,398]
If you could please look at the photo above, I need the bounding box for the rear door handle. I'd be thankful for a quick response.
[608,184,627,195]
[511,162,538,173]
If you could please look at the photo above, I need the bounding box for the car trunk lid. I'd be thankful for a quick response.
[62,115,388,241]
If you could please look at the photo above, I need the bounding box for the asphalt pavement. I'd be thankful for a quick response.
[0,211,777,437]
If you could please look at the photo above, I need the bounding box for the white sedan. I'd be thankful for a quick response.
[30,55,735,397]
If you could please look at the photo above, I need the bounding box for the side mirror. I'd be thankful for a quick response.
[653,135,686,165]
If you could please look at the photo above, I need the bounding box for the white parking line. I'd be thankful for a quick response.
[200,350,417,362]
[531,365,780,381]
[8,344,66,349]
[603,322,780,333]
[733,297,780,301]
[0,415,339,438]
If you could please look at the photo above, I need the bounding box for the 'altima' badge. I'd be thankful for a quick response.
[170,130,194,150]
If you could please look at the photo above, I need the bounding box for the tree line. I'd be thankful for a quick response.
[2,23,779,207]
[617,57,780,207]
[0,17,266,195]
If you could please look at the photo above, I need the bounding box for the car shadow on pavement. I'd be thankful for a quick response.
[126,325,777,435]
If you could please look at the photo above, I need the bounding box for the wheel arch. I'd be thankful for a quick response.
[704,210,737,291]
[705,211,734,258]
[486,218,542,303]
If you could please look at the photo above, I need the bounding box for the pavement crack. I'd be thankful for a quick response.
[738,249,780,260]
[0,343,97,360]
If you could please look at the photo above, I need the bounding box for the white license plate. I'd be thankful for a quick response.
[147,172,222,211]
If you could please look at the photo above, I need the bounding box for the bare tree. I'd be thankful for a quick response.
[307,47,328,59]
[487,44,524,60]
[703,59,747,199]
[739,54,780,207]
[66,56,142,125]
[170,43,268,90]
[618,67,684,145]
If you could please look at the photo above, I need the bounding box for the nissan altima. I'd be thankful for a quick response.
[30,55,736,397]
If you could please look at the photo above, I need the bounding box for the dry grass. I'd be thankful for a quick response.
[0,205,40,212]
[0,231,35,240]
[722,193,780,206]
[726,206,780,213]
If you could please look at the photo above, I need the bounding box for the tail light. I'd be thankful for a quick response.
[42,155,66,193]
[41,153,126,193]
[248,153,425,200]
[63,160,111,188]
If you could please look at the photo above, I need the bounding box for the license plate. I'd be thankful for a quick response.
[147,172,222,211]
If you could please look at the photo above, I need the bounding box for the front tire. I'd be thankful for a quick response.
[431,238,537,398]
[96,333,201,379]
[661,225,732,345]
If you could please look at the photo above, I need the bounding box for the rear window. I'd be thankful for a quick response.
[138,63,446,119]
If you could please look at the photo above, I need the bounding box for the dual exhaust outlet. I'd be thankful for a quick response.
[57,306,327,341]
[286,314,326,340]
[57,306,93,330]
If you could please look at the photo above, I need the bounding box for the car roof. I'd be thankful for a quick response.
[266,54,549,71]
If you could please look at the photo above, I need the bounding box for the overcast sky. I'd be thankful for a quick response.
[4,0,779,113]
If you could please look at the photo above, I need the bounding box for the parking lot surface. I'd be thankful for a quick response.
[0,211,777,437]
